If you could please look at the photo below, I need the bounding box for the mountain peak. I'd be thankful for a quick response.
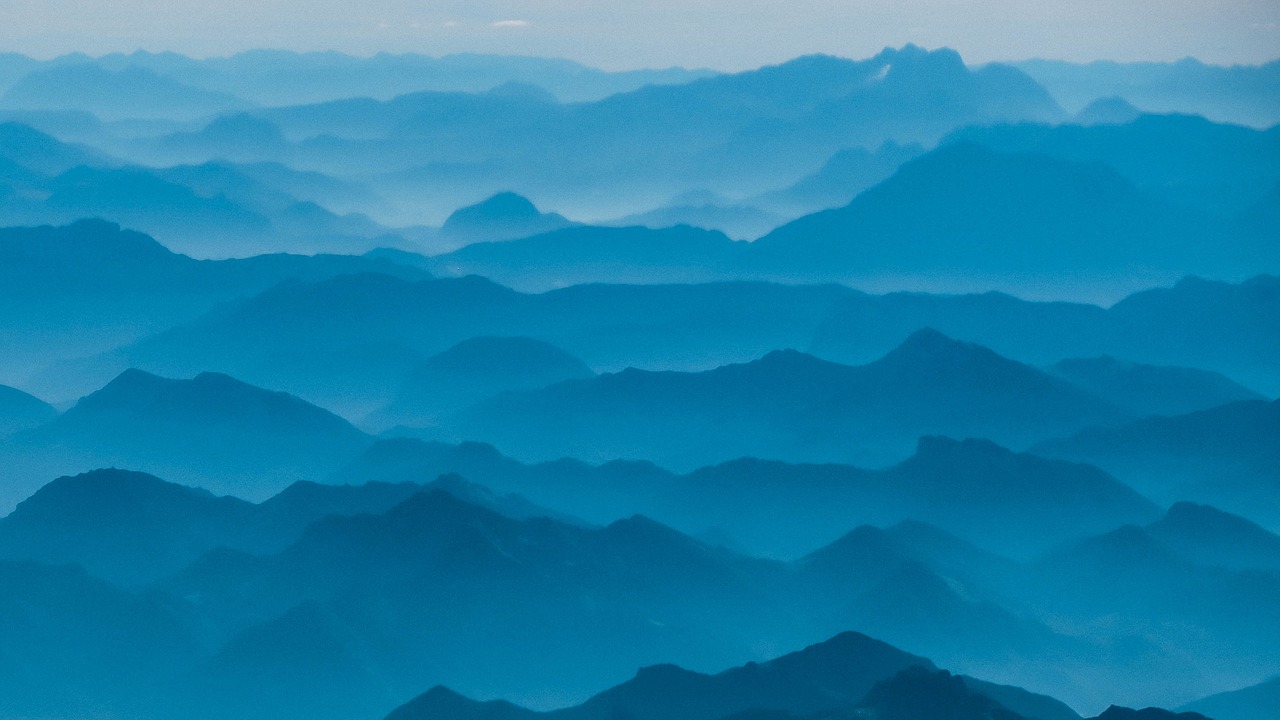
[1091,706,1212,720]
[1076,96,1142,125]
[1160,501,1257,532]
[83,368,171,402]
[862,667,1025,720]
[426,336,592,376]
[440,192,573,243]
[0,384,56,435]
[879,328,995,367]
[11,468,209,513]
[455,192,540,221]
[385,685,534,720]
[911,435,1008,461]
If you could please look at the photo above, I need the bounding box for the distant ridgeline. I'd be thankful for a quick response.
[0,46,1273,295]
[0,41,1276,720]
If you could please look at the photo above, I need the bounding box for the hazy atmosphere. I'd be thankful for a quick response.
[4,0,1279,68]
[0,3,1277,720]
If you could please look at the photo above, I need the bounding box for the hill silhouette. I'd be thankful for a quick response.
[1181,676,1280,720]
[0,559,202,719]
[4,369,372,503]
[330,433,1155,560]
[0,466,577,587]
[944,114,1280,216]
[386,632,1085,720]
[0,384,54,437]
[1146,502,1280,573]
[445,329,1130,470]
[1046,355,1263,417]
[754,141,924,217]
[372,337,594,429]
[752,143,1256,288]
[1074,97,1142,125]
[440,193,575,246]
[0,63,249,120]
[425,224,746,290]
[1090,708,1212,720]
[0,220,427,401]
[1035,398,1280,526]
[1015,57,1280,127]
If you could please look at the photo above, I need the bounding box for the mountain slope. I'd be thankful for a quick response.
[7,369,372,501]
[1014,57,1280,127]
[0,384,54,437]
[1145,502,1280,573]
[161,489,790,717]
[0,560,203,720]
[0,469,255,586]
[752,143,1256,290]
[440,193,574,246]
[332,433,1155,560]
[1181,676,1280,720]
[1047,355,1263,417]
[944,114,1280,216]
[0,219,428,400]
[425,224,746,291]
[372,336,594,429]
[1035,399,1280,525]
[386,632,1081,720]
[445,329,1130,469]
[1,63,248,120]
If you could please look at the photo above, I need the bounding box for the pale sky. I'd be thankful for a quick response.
[1,0,1277,70]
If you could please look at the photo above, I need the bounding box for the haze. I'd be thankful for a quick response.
[3,0,1278,69]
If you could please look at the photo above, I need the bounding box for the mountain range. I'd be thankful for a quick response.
[1013,58,1280,127]
[385,632,1082,720]
[0,450,1271,717]
[0,219,427,397]
[1,369,372,505]
[438,329,1132,469]
[0,42,1275,720]
[1035,398,1280,526]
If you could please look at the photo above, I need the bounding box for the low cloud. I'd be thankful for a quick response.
[491,19,530,28]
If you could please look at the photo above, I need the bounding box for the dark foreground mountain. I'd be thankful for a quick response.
[1090,708,1212,720]
[0,559,203,720]
[385,632,1085,720]
[0,467,1252,719]
[442,329,1129,470]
